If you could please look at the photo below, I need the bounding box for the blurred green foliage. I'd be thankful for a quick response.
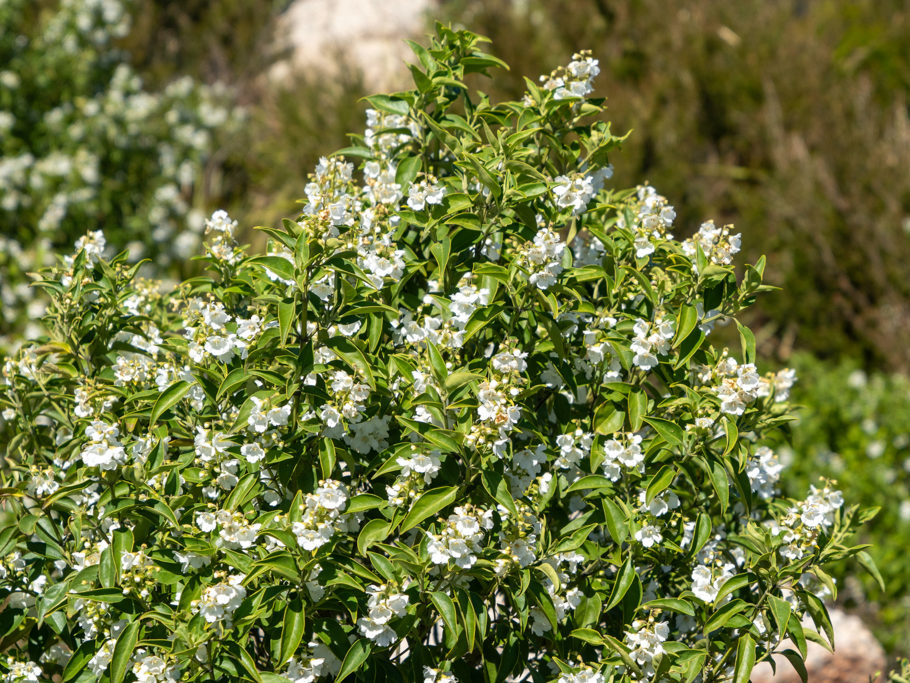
[784,353,910,655]
[441,0,910,372]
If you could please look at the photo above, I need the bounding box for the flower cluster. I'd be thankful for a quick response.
[775,485,844,561]
[617,185,678,258]
[625,617,670,675]
[630,315,675,370]
[282,642,341,683]
[552,167,612,215]
[708,354,797,415]
[517,226,567,290]
[682,220,742,267]
[428,505,495,569]
[539,50,601,100]
[0,0,237,347]
[357,584,410,647]
[192,573,247,626]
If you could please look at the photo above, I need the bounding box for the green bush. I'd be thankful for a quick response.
[0,0,237,345]
[0,27,871,682]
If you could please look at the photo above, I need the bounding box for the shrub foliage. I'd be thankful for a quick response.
[0,26,871,683]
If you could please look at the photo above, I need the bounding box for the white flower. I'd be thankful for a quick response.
[205,209,237,236]
[634,524,662,548]
[196,511,217,533]
[241,443,265,464]
[357,584,409,646]
[192,574,247,624]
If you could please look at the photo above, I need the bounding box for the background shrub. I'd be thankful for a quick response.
[0,0,237,344]
[781,353,910,654]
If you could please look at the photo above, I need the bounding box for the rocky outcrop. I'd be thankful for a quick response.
[271,0,437,91]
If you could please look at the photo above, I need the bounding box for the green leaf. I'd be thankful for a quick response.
[278,599,306,666]
[430,237,452,278]
[602,497,628,545]
[535,562,561,593]
[601,634,644,676]
[110,620,140,683]
[99,547,116,588]
[396,155,422,188]
[627,390,647,431]
[399,486,459,533]
[357,519,391,556]
[347,494,386,514]
[857,550,886,591]
[426,341,447,386]
[336,638,372,682]
[779,649,809,683]
[218,367,249,399]
[569,628,605,645]
[62,641,96,682]
[723,417,738,456]
[228,641,263,683]
[319,439,336,480]
[645,465,676,504]
[690,513,712,556]
[732,634,756,683]
[714,573,754,604]
[429,591,459,638]
[735,320,756,364]
[248,255,296,283]
[642,417,685,448]
[278,300,296,346]
[606,556,636,611]
[706,458,730,513]
[641,598,695,616]
[367,552,398,582]
[768,595,792,635]
[565,475,614,494]
[325,337,375,389]
[481,469,518,518]
[804,593,835,649]
[224,473,259,511]
[529,580,558,632]
[673,305,698,347]
[674,329,705,369]
[550,523,597,554]
[593,403,625,435]
[444,370,484,393]
[703,599,748,633]
[365,93,409,116]
[149,380,191,425]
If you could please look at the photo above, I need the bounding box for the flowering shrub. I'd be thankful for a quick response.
[0,0,236,344]
[0,27,874,683]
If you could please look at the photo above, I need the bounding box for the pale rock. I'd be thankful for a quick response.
[271,0,437,91]
[751,608,885,683]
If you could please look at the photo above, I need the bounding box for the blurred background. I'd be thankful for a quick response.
[2,0,909,666]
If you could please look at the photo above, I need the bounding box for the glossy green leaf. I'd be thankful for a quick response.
[110,620,140,683]
[732,634,756,683]
[149,380,191,425]
[399,486,459,533]
[278,598,305,666]
[335,638,372,682]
